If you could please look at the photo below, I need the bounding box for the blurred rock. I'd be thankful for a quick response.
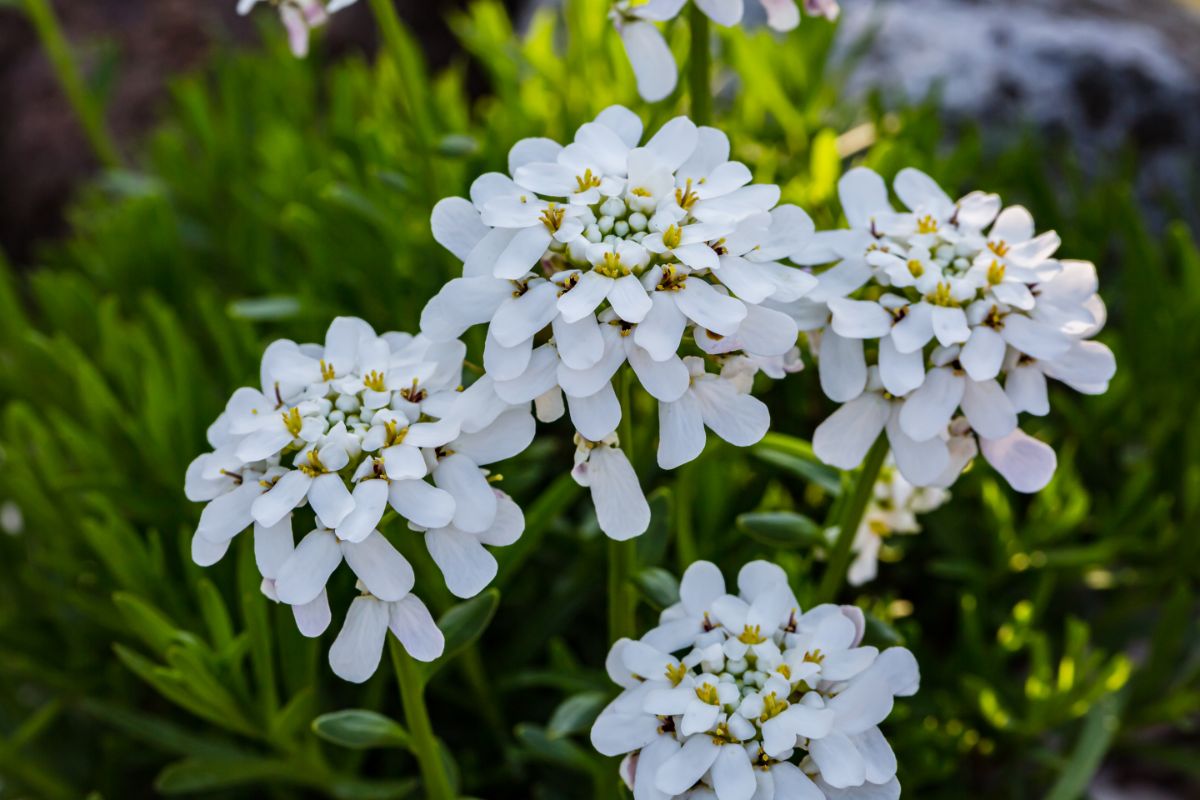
[838,0,1200,201]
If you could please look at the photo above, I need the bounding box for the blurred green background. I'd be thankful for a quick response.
[0,0,1197,797]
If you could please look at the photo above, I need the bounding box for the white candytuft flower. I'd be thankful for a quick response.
[609,0,841,102]
[185,316,530,681]
[422,106,818,539]
[782,167,1115,493]
[843,457,950,586]
[237,0,359,58]
[591,560,919,800]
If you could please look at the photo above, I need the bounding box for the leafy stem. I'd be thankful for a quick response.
[389,639,456,800]
[816,434,889,604]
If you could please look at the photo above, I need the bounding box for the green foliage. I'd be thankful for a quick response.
[0,0,1197,797]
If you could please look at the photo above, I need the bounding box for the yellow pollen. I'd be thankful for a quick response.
[916,214,939,234]
[738,625,766,645]
[282,407,304,438]
[759,692,788,723]
[297,449,327,477]
[662,224,682,250]
[656,265,687,292]
[927,281,958,307]
[384,419,409,447]
[868,519,891,537]
[363,370,387,392]
[987,259,1006,286]
[695,683,720,705]
[400,378,426,403]
[988,239,1011,257]
[710,722,736,745]
[575,169,601,193]
[675,178,699,210]
[710,237,728,256]
[630,186,652,197]
[985,305,1006,330]
[319,359,335,381]
[907,258,925,277]
[803,649,825,665]
[540,203,565,232]
[665,662,688,687]
[596,251,629,278]
[776,663,791,680]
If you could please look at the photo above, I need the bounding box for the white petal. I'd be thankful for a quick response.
[839,168,890,229]
[676,278,747,336]
[634,736,680,800]
[388,479,456,529]
[852,727,898,784]
[419,277,511,341]
[495,344,560,403]
[818,331,867,403]
[645,117,700,172]
[275,529,342,605]
[658,390,707,469]
[451,407,536,466]
[635,291,688,360]
[508,136,564,175]
[693,378,770,447]
[292,590,332,637]
[553,313,606,370]
[655,735,721,796]
[980,428,1057,493]
[829,297,893,339]
[433,454,497,534]
[681,561,726,614]
[191,532,230,567]
[491,281,559,347]
[878,336,924,397]
[567,383,622,441]
[898,367,964,442]
[930,305,970,346]
[1043,339,1116,394]
[728,305,799,358]
[382,443,429,481]
[1000,314,1071,360]
[595,105,644,148]
[886,412,950,487]
[770,763,824,800]
[813,393,890,470]
[959,325,1007,381]
[586,445,650,540]
[610,274,653,323]
[893,168,954,218]
[201,481,263,541]
[961,378,1018,440]
[712,745,756,800]
[808,732,866,789]
[430,197,487,260]
[475,491,524,547]
[619,22,678,102]
[483,329,533,381]
[629,345,690,402]
[342,530,415,602]
[309,473,355,529]
[336,480,390,544]
[388,594,445,662]
[889,302,935,353]
[694,0,744,26]
[714,255,775,304]
[494,226,551,280]
[1006,364,1049,415]
[425,527,498,598]
[558,271,612,324]
[329,596,390,684]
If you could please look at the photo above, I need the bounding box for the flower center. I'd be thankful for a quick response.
[656,265,687,292]
[540,203,565,232]
[363,370,387,392]
[282,407,304,437]
[297,449,328,477]
[916,214,939,234]
[575,169,602,193]
[695,683,720,705]
[906,258,924,277]
[987,260,1006,286]
[739,624,766,645]
[662,224,682,250]
[988,239,1011,257]
[319,359,336,381]
[595,251,630,278]
[665,662,688,687]
[927,281,958,307]
[675,178,699,211]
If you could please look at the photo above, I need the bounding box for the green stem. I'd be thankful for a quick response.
[816,435,889,604]
[389,639,456,800]
[674,464,698,572]
[608,374,639,643]
[687,4,712,126]
[23,0,121,168]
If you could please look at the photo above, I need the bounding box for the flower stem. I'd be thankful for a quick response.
[23,0,121,168]
[389,638,456,800]
[816,435,889,604]
[687,4,712,126]
[608,373,639,643]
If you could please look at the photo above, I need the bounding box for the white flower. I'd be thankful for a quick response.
[422,108,817,539]
[609,0,840,100]
[572,433,651,541]
[328,589,445,684]
[788,167,1115,492]
[186,317,530,679]
[591,560,919,800]
[842,458,950,586]
[238,0,356,58]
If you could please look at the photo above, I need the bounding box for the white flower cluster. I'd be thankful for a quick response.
[185,317,532,682]
[781,167,1115,493]
[845,457,950,586]
[421,106,817,540]
[612,0,841,102]
[592,561,918,800]
[237,0,358,58]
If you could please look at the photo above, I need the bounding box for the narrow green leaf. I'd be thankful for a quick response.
[1044,691,1126,800]
[546,692,608,739]
[736,512,825,549]
[633,567,680,610]
[112,592,186,655]
[154,756,309,793]
[311,710,411,751]
[422,589,500,680]
[514,724,597,774]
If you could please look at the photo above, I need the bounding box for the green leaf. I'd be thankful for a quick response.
[633,567,680,610]
[1044,691,1126,800]
[311,710,411,751]
[422,589,500,680]
[226,296,301,321]
[736,512,825,549]
[112,592,187,655]
[514,724,597,774]
[752,435,841,495]
[154,756,308,793]
[546,692,608,739]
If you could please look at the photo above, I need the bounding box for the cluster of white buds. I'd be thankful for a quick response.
[844,456,951,586]
[185,317,531,681]
[236,0,358,58]
[422,106,815,539]
[778,167,1115,493]
[592,561,918,800]
[611,0,842,101]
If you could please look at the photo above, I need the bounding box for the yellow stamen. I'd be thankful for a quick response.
[759,692,788,723]
[776,663,792,680]
[916,214,939,234]
[662,224,682,250]
[738,625,766,645]
[297,449,327,477]
[595,251,629,278]
[907,258,924,278]
[803,649,825,665]
[282,407,304,438]
[695,683,720,705]
[540,203,565,232]
[630,186,652,197]
[363,370,387,392]
[575,169,601,193]
[656,265,686,292]
[988,239,1011,257]
[384,419,408,447]
[987,259,1006,286]
[710,722,737,745]
[927,281,958,307]
[665,662,688,687]
[319,359,335,381]
[675,178,699,210]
